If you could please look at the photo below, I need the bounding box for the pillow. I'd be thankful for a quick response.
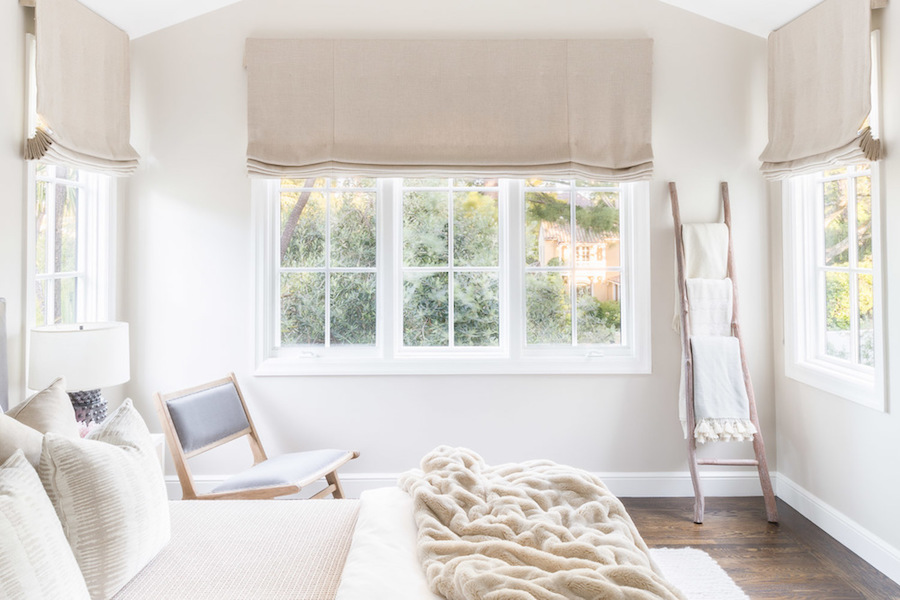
[0,451,91,600]
[0,414,43,466]
[40,399,170,600]
[7,376,79,437]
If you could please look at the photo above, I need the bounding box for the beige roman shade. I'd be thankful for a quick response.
[245,39,653,180]
[759,0,883,179]
[25,0,139,175]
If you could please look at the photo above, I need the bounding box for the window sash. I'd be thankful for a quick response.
[783,165,884,410]
[29,164,113,328]
[395,180,506,354]
[521,179,627,350]
[274,179,380,355]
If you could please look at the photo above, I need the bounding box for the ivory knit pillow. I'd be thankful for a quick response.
[0,451,91,600]
[40,399,170,600]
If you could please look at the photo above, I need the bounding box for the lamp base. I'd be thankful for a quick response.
[68,389,107,425]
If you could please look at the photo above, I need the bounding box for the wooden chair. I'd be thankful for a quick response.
[155,373,359,500]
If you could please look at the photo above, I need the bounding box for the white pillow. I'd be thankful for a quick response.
[1,376,80,467]
[40,399,170,600]
[0,414,44,466]
[0,450,91,600]
[6,376,79,437]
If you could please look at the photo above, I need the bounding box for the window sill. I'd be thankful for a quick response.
[254,354,651,376]
[785,358,884,412]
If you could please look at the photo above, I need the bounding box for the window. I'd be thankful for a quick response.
[524,179,623,348]
[30,163,114,327]
[255,177,649,375]
[399,178,503,352]
[277,177,378,353]
[783,164,884,409]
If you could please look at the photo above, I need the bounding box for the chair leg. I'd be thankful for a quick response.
[326,470,346,499]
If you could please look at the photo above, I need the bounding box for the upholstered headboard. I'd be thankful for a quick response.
[0,298,8,411]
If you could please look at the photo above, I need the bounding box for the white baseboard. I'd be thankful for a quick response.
[165,469,765,501]
[775,473,900,586]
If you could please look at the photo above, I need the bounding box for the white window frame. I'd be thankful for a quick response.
[26,162,117,328]
[783,166,885,410]
[254,178,650,376]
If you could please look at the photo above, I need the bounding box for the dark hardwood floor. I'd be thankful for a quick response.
[621,497,900,600]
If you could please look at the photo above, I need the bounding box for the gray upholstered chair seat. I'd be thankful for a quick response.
[211,449,355,494]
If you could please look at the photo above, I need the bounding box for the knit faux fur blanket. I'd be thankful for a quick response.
[399,447,686,600]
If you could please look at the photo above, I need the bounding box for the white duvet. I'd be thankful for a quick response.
[335,485,442,600]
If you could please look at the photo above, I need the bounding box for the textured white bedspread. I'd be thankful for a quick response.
[114,499,359,600]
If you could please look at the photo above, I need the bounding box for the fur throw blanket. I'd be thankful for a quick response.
[399,447,686,600]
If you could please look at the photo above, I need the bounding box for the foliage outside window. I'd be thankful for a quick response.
[400,179,501,350]
[819,165,874,367]
[258,176,649,374]
[279,178,377,349]
[524,179,622,346]
[784,163,884,409]
[32,163,112,327]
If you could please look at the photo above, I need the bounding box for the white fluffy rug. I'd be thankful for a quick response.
[651,548,750,600]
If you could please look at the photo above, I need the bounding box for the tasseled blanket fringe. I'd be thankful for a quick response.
[682,418,757,444]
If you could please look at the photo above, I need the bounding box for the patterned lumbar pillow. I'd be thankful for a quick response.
[39,399,170,600]
[6,376,80,436]
[0,450,91,600]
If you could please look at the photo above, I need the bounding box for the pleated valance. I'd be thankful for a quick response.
[25,0,139,176]
[245,39,653,180]
[759,0,883,180]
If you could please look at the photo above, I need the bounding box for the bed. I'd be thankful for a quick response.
[1,315,699,600]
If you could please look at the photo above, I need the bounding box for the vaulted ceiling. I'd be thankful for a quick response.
[79,0,822,40]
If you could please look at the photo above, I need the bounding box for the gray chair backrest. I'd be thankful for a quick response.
[0,299,8,412]
[165,381,251,454]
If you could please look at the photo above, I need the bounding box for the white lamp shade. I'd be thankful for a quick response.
[29,322,130,391]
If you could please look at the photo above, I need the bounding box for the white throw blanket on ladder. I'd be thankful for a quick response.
[677,223,756,444]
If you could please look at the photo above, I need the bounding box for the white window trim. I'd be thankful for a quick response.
[782,166,886,411]
[25,163,117,328]
[253,179,650,376]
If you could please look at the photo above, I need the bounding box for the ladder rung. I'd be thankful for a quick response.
[696,459,759,466]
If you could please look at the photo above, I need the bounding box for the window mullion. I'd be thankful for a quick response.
[45,179,57,324]
[378,178,393,359]
[569,179,577,347]
[847,171,860,365]
[447,186,455,349]
[324,183,332,348]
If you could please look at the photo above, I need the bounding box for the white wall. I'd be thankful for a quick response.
[125,0,771,482]
[0,4,27,406]
[772,5,900,557]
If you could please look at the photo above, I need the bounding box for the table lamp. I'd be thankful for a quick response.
[29,322,130,424]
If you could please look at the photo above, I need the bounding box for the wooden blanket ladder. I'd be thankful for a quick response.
[669,181,778,524]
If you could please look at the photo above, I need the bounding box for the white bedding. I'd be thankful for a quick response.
[336,488,744,600]
[335,486,442,600]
